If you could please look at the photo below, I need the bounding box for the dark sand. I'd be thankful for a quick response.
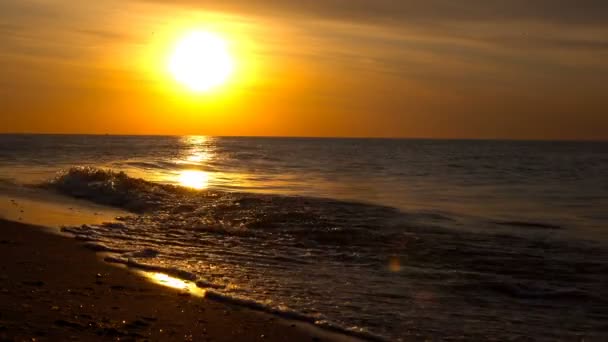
[0,219,355,341]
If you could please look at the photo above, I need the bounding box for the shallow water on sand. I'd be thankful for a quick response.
[0,183,126,228]
[1,135,607,340]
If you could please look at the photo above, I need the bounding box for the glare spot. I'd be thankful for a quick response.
[142,272,205,296]
[152,273,188,289]
[169,31,234,92]
[178,170,209,189]
[388,256,402,272]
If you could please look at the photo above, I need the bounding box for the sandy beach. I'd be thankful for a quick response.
[0,219,354,341]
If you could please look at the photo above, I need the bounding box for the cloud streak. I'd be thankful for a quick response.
[141,0,608,26]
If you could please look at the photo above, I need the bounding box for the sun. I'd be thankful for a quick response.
[168,31,234,92]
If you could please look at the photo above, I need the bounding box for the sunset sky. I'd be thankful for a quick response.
[1,0,607,139]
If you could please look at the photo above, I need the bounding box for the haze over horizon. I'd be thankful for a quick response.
[1,0,607,140]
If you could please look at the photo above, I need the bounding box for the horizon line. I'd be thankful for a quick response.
[0,132,606,143]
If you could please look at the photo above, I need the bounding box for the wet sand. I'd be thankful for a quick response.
[0,219,354,341]
[0,190,127,228]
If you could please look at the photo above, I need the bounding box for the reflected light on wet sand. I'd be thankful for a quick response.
[142,272,206,296]
[178,170,209,189]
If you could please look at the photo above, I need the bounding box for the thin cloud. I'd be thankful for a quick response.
[139,0,608,26]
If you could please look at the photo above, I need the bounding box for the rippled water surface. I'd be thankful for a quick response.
[1,134,607,340]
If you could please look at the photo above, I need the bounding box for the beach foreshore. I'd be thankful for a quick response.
[0,219,356,341]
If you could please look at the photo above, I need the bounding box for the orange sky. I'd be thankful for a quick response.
[1,0,607,139]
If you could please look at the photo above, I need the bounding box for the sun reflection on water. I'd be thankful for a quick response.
[180,136,213,164]
[178,170,209,189]
[171,136,214,189]
[166,135,269,191]
[185,152,209,163]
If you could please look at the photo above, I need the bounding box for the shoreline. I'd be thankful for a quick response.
[0,218,360,341]
[0,187,127,230]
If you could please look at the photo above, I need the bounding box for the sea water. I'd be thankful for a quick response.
[0,134,607,340]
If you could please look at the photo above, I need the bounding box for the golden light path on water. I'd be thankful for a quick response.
[174,136,213,190]
[157,135,316,193]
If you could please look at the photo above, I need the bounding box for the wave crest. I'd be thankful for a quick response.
[44,167,195,212]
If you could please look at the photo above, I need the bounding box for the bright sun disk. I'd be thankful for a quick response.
[169,31,234,92]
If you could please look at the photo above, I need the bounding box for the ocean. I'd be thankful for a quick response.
[1,134,607,340]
